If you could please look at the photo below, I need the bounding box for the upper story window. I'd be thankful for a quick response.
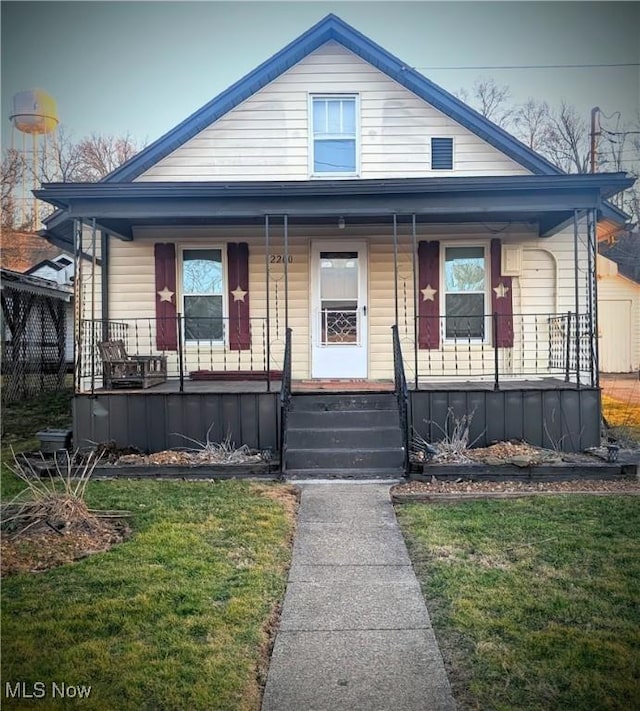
[310,95,358,176]
[431,137,454,170]
[443,246,486,339]
[182,248,224,341]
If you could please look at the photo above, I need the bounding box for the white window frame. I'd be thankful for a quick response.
[430,136,455,171]
[178,244,228,345]
[308,94,360,178]
[441,242,490,344]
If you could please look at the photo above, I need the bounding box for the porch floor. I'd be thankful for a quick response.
[84,375,591,395]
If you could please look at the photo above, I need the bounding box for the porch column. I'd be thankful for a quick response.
[264,215,271,392]
[392,213,399,326]
[73,218,83,394]
[284,214,289,330]
[411,214,418,390]
[572,209,581,388]
[587,208,599,387]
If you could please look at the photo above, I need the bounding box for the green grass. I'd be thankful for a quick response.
[396,497,640,711]
[2,479,295,710]
[1,388,296,709]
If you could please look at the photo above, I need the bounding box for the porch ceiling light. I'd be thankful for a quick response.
[337,216,346,230]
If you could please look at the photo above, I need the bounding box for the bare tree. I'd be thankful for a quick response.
[38,126,84,183]
[541,102,591,174]
[1,148,26,229]
[511,99,550,151]
[74,132,142,181]
[456,78,514,128]
[3,129,145,231]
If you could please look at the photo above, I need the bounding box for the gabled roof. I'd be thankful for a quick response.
[105,13,564,183]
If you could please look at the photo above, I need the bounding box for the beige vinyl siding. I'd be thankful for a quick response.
[103,218,592,382]
[138,42,530,182]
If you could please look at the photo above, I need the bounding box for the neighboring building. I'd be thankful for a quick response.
[597,233,640,373]
[1,268,72,403]
[34,15,634,468]
[25,253,75,365]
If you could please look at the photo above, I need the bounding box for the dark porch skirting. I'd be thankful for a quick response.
[74,384,601,455]
[410,387,601,452]
[74,390,281,454]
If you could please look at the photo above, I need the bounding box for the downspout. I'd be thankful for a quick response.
[101,230,109,342]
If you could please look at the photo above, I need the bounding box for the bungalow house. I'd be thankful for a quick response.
[34,14,634,475]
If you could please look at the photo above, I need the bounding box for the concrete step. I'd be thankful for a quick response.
[285,447,405,471]
[286,426,403,450]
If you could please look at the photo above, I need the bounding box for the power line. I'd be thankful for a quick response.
[414,62,639,70]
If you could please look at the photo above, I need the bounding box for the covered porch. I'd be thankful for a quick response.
[35,173,633,455]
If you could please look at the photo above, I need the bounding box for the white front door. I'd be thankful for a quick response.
[311,241,368,378]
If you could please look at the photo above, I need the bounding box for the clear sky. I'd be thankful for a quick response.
[2,1,639,152]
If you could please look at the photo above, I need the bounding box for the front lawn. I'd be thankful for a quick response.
[2,479,296,710]
[397,496,640,711]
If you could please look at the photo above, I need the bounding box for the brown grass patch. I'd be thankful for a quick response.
[1,519,130,576]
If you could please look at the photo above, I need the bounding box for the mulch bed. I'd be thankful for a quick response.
[392,477,640,503]
[1,519,130,577]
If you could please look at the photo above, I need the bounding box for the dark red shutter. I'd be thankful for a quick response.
[227,243,251,351]
[418,240,440,349]
[154,243,178,351]
[490,238,514,347]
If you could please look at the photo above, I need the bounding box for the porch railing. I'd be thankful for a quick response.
[392,325,409,473]
[78,315,280,392]
[412,311,593,387]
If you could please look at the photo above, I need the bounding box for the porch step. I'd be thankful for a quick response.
[285,468,406,480]
[290,393,398,412]
[286,426,402,449]
[284,393,405,478]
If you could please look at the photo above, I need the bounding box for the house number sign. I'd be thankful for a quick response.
[269,255,294,263]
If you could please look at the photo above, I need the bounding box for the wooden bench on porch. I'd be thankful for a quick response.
[98,340,167,389]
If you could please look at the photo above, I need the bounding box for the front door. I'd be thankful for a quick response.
[311,241,368,378]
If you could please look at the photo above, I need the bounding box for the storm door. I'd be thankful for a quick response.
[311,241,368,378]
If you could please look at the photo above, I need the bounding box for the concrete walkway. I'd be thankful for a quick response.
[262,482,456,711]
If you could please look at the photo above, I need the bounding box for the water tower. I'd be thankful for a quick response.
[9,89,59,228]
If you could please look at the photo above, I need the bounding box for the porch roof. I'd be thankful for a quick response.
[35,172,634,249]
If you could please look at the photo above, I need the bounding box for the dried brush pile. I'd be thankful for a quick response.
[2,450,130,539]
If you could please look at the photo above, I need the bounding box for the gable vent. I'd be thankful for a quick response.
[431,137,453,170]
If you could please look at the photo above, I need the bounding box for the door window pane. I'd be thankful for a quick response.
[319,251,359,344]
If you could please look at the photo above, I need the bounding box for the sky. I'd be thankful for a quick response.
[1,1,639,154]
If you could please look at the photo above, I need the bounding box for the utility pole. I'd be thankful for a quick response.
[590,106,600,173]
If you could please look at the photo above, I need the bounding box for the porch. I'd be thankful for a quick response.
[34,173,633,461]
